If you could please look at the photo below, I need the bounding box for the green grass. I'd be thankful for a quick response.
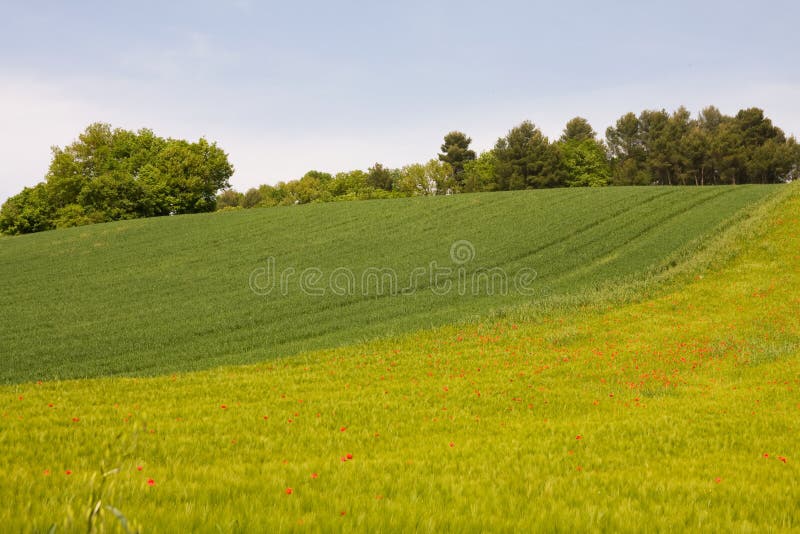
[1,185,798,532]
[0,185,781,383]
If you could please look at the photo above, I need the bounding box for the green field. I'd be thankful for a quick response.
[0,185,780,383]
[0,184,798,531]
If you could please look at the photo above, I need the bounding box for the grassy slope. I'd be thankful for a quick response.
[0,185,780,383]
[1,185,798,531]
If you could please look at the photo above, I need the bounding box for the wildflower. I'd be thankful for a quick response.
[285,488,293,495]
[763,453,769,459]
[220,404,227,410]
[576,435,583,440]
[340,426,347,432]
[72,417,80,422]
[449,442,455,447]
[346,453,353,460]
[714,477,722,484]
[65,470,72,475]
[43,469,50,476]
[779,456,787,463]
[147,479,155,486]
[311,473,319,479]
[136,466,143,471]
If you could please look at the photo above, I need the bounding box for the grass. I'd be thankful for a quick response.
[1,184,798,531]
[0,185,781,383]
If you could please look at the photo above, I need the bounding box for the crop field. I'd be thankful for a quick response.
[0,185,779,383]
[0,185,798,531]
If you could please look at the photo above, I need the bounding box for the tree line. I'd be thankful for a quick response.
[2,106,798,234]
[217,106,799,210]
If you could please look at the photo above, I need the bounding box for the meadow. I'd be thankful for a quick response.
[0,185,779,383]
[0,184,798,531]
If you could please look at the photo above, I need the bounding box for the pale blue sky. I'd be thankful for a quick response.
[1,0,798,201]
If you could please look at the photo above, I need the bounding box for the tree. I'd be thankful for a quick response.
[0,123,234,234]
[217,189,244,209]
[556,117,609,187]
[0,184,53,234]
[438,131,476,188]
[493,121,563,190]
[396,160,453,195]
[462,151,498,192]
[606,112,650,185]
[559,139,610,187]
[366,163,394,191]
[560,117,596,143]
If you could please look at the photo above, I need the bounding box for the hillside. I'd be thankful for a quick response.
[0,184,797,531]
[0,185,781,383]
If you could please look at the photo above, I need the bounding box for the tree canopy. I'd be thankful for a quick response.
[1,123,233,234]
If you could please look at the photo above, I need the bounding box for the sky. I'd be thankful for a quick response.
[1,0,799,202]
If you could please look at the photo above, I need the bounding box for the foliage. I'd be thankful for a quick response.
[560,116,596,143]
[558,139,610,187]
[493,121,563,189]
[461,151,498,192]
[438,131,476,187]
[395,159,453,195]
[606,106,799,185]
[0,123,233,234]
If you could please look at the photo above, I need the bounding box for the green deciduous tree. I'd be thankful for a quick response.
[559,139,610,187]
[396,160,453,195]
[0,123,234,234]
[462,151,498,192]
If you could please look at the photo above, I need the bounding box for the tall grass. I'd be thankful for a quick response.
[1,186,798,531]
[0,185,781,382]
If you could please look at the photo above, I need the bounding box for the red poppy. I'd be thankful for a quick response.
[72,417,80,423]
[137,466,143,471]
[285,488,293,495]
[147,479,155,486]
[714,477,722,484]
[576,435,583,440]
[346,453,353,460]
[220,405,227,409]
[340,426,347,432]
[65,470,72,475]
[43,469,50,476]
[311,473,319,479]
[779,456,787,463]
